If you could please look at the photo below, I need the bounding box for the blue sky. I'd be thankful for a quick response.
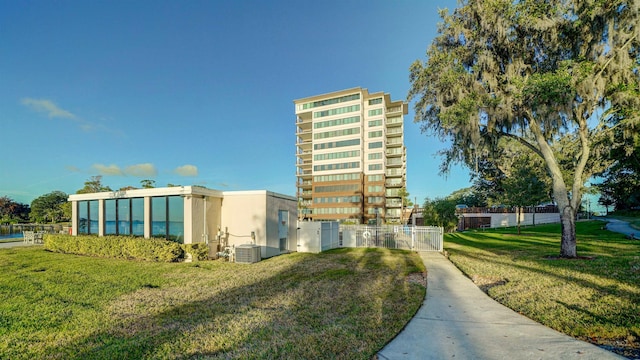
[1,0,472,206]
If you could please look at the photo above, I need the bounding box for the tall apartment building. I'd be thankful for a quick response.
[295,87,407,224]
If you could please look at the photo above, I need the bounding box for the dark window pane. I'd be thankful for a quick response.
[168,196,184,243]
[151,197,167,238]
[105,200,117,235]
[78,201,88,234]
[88,200,99,234]
[118,199,131,235]
[131,198,144,236]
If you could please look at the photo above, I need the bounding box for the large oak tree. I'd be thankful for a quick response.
[30,191,69,224]
[409,0,639,257]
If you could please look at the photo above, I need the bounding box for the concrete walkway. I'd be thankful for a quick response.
[603,218,638,239]
[0,241,40,249]
[378,252,624,360]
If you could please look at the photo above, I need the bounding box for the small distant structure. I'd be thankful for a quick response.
[455,205,560,231]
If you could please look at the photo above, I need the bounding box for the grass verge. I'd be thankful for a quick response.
[445,221,640,358]
[0,247,425,359]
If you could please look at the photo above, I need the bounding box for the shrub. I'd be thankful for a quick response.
[181,243,210,261]
[43,234,184,262]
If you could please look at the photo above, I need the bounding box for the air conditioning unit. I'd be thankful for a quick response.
[235,244,261,264]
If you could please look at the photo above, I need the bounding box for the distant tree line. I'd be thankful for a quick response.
[0,176,171,224]
[596,134,640,212]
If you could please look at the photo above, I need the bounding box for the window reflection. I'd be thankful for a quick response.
[105,200,117,235]
[168,196,184,243]
[78,201,88,234]
[118,199,131,235]
[76,196,183,242]
[151,196,184,243]
[152,197,167,238]
[131,198,144,236]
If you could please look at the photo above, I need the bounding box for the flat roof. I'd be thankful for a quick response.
[221,190,296,201]
[68,186,224,201]
[293,87,365,104]
[68,186,296,202]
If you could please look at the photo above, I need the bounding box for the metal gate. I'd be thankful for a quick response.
[340,225,443,252]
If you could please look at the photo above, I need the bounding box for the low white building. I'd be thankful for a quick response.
[68,186,298,259]
[456,206,560,230]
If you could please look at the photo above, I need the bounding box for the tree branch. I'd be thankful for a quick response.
[596,34,637,79]
[492,129,543,158]
[571,112,592,210]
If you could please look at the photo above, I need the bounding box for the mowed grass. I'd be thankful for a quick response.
[0,247,425,359]
[445,221,640,355]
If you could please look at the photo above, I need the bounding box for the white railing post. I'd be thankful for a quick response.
[411,226,415,251]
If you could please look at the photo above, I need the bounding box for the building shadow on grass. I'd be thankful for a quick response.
[42,249,423,359]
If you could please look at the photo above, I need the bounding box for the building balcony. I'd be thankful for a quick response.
[296,169,312,178]
[386,198,402,208]
[297,142,312,152]
[296,139,312,147]
[296,129,312,140]
[385,179,404,188]
[296,119,312,132]
[387,128,403,137]
[297,153,311,163]
[386,158,403,167]
[386,116,403,127]
[386,168,404,177]
[295,112,313,122]
[296,160,312,169]
[298,199,312,207]
[297,179,312,189]
[386,106,402,114]
[386,148,403,157]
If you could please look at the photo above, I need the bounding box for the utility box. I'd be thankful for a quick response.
[297,221,339,253]
[235,244,261,264]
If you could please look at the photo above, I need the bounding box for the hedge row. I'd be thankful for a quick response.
[43,234,210,262]
[182,243,210,261]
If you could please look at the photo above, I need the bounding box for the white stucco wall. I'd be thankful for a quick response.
[265,193,298,257]
[186,196,222,257]
[221,190,298,259]
[461,212,561,228]
[220,191,267,254]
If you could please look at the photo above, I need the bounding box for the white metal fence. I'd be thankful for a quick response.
[340,225,443,252]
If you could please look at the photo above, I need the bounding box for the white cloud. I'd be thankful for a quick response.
[21,98,76,119]
[88,163,158,177]
[20,97,123,136]
[125,163,157,177]
[174,164,198,177]
[92,163,124,176]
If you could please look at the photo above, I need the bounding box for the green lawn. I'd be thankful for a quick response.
[0,247,425,359]
[445,221,640,357]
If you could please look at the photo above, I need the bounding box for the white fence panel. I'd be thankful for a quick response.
[340,225,442,252]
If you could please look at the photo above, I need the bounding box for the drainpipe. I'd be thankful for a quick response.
[203,196,208,245]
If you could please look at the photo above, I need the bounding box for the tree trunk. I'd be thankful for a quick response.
[529,116,581,258]
[560,205,577,257]
[532,205,536,226]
